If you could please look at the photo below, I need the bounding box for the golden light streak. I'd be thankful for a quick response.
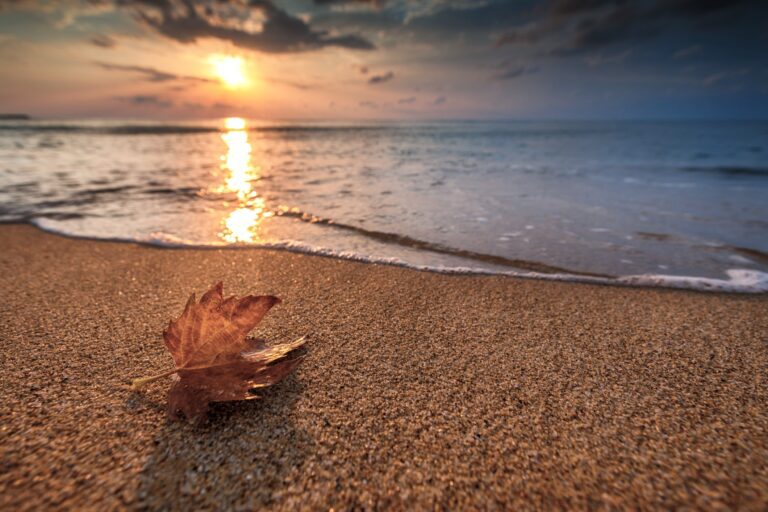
[222,134,252,197]
[223,204,262,243]
[218,117,266,243]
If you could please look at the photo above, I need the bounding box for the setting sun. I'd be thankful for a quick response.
[224,117,246,130]
[210,55,248,88]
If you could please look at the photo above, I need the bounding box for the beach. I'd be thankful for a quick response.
[1,222,766,509]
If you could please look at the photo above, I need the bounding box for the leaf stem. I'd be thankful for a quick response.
[130,368,177,390]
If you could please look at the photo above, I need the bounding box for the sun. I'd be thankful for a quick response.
[210,55,248,88]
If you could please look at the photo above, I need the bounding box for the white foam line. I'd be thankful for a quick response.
[30,220,768,294]
[616,270,768,294]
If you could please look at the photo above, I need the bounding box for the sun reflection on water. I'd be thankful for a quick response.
[219,117,267,243]
[224,205,262,243]
[223,129,254,199]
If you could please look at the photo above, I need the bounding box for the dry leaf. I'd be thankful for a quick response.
[131,282,306,424]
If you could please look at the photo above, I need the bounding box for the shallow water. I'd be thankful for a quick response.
[1,118,767,291]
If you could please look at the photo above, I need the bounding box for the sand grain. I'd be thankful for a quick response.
[0,224,766,510]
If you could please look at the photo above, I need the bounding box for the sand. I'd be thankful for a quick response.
[0,223,766,510]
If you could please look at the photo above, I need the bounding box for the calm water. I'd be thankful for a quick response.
[1,119,767,291]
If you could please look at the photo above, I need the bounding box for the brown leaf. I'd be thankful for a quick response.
[136,282,306,424]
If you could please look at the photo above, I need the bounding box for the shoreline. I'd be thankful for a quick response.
[10,220,768,294]
[1,223,766,509]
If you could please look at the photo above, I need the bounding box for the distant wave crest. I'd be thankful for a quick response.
[681,166,768,177]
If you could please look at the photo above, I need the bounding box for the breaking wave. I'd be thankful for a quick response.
[26,218,768,294]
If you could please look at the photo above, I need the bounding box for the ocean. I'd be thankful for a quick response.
[1,118,767,292]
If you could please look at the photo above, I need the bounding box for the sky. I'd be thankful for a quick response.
[0,0,767,120]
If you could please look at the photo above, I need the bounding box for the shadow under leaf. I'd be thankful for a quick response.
[135,377,311,509]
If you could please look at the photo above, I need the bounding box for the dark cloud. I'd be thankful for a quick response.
[114,94,172,107]
[552,4,640,55]
[182,101,234,110]
[397,96,416,104]
[95,61,213,83]
[89,33,116,48]
[546,0,624,18]
[432,95,446,105]
[493,64,539,81]
[129,0,374,53]
[368,70,394,84]
[653,0,746,17]
[584,49,631,67]
[313,0,386,6]
[497,0,763,55]
[266,77,317,90]
[497,1,635,49]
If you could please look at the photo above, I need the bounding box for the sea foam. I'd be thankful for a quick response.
[30,219,768,294]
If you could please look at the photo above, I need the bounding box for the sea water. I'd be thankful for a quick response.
[1,119,766,292]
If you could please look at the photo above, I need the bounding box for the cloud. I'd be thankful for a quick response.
[368,70,394,84]
[310,5,401,34]
[182,101,235,110]
[114,94,172,107]
[95,61,213,83]
[497,0,758,55]
[702,68,749,86]
[266,77,317,90]
[432,95,447,105]
[397,96,416,104]
[584,49,631,67]
[313,0,387,6]
[130,0,374,53]
[353,64,369,74]
[496,0,623,46]
[312,0,527,46]
[1,0,114,27]
[673,44,701,59]
[89,33,117,48]
[547,4,647,56]
[493,64,539,80]
[406,0,526,33]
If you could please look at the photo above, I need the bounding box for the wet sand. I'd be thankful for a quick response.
[0,224,766,510]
